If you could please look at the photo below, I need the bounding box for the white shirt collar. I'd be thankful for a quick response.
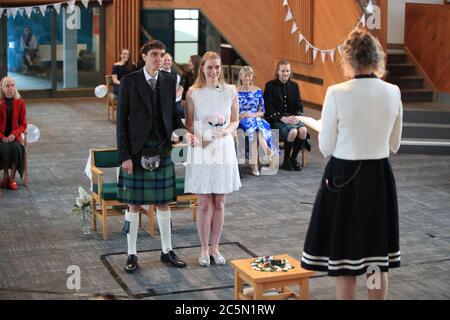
[143,67,159,81]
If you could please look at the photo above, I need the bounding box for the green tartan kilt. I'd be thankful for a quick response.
[273,121,305,141]
[117,154,176,205]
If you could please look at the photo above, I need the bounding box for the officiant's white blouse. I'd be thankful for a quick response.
[319,78,403,160]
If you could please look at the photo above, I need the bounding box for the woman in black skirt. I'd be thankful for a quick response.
[301,29,403,300]
[0,77,27,190]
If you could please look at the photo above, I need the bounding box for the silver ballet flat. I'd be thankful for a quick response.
[210,253,226,265]
[198,255,210,267]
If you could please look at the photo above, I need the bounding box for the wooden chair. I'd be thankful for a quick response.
[90,148,152,240]
[223,65,231,84]
[230,65,242,84]
[22,131,29,186]
[105,75,117,123]
[279,141,308,168]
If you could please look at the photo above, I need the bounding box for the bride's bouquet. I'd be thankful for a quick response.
[208,112,226,128]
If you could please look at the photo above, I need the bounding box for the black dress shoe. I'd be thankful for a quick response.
[291,159,303,171]
[124,254,138,273]
[160,250,186,268]
[281,159,294,171]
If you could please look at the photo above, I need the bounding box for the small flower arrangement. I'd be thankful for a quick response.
[208,112,226,127]
[72,187,91,214]
[251,256,294,272]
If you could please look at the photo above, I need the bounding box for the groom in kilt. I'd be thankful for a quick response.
[117,40,187,272]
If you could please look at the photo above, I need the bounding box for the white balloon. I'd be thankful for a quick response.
[27,124,40,144]
[94,85,108,98]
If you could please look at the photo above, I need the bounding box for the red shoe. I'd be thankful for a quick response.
[9,180,18,190]
[1,177,9,189]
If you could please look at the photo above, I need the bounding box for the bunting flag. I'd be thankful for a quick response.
[24,6,33,18]
[305,43,311,54]
[329,50,336,62]
[285,9,293,22]
[312,49,318,61]
[359,15,366,27]
[9,8,19,19]
[281,0,378,64]
[366,0,375,14]
[0,0,104,21]
[53,3,62,15]
[291,22,298,34]
[38,5,47,17]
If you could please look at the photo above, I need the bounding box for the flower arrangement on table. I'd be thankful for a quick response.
[251,256,294,272]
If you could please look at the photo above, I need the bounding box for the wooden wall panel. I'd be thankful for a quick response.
[274,0,313,65]
[113,0,141,64]
[405,4,450,93]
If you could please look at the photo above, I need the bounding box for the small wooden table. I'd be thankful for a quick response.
[230,254,314,300]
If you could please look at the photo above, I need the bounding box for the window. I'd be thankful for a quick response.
[174,9,198,64]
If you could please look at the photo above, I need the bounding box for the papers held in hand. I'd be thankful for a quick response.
[295,116,322,133]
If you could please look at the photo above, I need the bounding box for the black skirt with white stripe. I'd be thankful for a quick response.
[301,157,401,277]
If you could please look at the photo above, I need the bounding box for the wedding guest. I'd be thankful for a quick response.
[0,77,27,191]
[184,51,241,267]
[237,66,276,176]
[162,53,185,119]
[20,27,38,74]
[182,55,201,101]
[301,29,403,300]
[264,60,310,171]
[112,49,135,96]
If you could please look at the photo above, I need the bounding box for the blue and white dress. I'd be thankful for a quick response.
[237,89,276,152]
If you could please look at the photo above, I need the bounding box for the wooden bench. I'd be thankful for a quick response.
[230,254,314,300]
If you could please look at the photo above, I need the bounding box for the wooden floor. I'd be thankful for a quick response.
[0,98,449,300]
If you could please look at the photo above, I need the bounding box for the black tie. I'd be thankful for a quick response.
[148,78,156,90]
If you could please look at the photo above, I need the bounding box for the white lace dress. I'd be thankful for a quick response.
[185,84,241,194]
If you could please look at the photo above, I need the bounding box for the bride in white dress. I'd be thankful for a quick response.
[184,51,241,267]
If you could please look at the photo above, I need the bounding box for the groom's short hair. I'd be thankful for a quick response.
[141,40,166,56]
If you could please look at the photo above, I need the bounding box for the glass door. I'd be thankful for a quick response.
[0,14,7,79]
[6,6,53,91]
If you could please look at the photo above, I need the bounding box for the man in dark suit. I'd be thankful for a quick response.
[117,40,186,272]
[264,60,310,171]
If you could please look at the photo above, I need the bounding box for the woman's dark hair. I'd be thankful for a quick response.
[341,29,386,78]
[120,48,134,72]
[189,54,201,83]
[140,40,166,56]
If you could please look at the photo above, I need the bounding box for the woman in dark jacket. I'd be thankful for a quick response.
[0,77,27,190]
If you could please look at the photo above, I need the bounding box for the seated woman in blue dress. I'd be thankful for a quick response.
[237,66,276,176]
[112,48,135,96]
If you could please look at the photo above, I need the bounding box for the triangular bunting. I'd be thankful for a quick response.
[329,50,336,62]
[18,8,24,16]
[337,45,344,57]
[0,8,5,18]
[291,22,298,34]
[366,0,375,14]
[359,15,366,27]
[38,5,47,17]
[305,43,311,54]
[24,6,33,18]
[68,0,76,14]
[285,9,293,22]
[298,33,304,44]
[9,8,19,19]
[98,0,103,5]
[313,49,318,61]
[283,0,288,7]
[321,51,327,63]
[82,0,90,9]
[53,3,62,15]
